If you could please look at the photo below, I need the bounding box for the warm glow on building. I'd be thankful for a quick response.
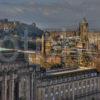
[46,55,61,64]
[28,52,42,64]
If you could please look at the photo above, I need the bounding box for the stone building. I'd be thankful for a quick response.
[0,19,16,31]
[0,18,100,100]
[0,49,100,100]
[0,49,36,100]
[30,18,100,100]
[36,67,100,100]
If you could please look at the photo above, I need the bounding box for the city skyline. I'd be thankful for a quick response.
[0,2,100,99]
[0,0,100,29]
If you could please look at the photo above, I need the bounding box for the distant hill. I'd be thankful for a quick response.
[15,22,43,37]
[0,19,43,50]
[0,19,43,38]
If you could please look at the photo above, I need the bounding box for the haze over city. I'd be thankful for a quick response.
[0,0,100,100]
[0,0,100,29]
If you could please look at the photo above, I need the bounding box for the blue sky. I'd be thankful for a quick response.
[0,0,100,29]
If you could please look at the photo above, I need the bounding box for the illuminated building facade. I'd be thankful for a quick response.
[0,18,99,100]
[0,19,16,31]
[0,50,99,100]
[28,18,100,100]
[36,68,100,100]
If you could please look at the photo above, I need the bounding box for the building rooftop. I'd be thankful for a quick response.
[46,67,96,76]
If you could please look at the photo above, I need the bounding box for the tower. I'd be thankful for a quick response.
[79,18,89,49]
[41,33,46,57]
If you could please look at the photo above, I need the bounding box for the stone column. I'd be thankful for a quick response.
[90,78,93,93]
[86,79,90,94]
[82,81,84,95]
[19,77,26,99]
[97,77,100,92]
[97,77,99,92]
[18,78,22,99]
[68,83,70,99]
[95,78,98,92]
[94,78,96,92]
[72,82,75,100]
[9,74,14,100]
[26,76,31,100]
[85,80,88,94]
[2,76,7,100]
[77,82,79,96]
[30,73,34,100]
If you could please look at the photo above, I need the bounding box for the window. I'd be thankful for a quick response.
[57,77,62,83]
[53,78,57,84]
[70,83,72,90]
[62,76,66,82]
[45,87,49,94]
[65,84,68,89]
[74,82,78,89]
[68,77,72,81]
[50,80,53,85]
[83,81,86,87]
[74,76,77,80]
[87,80,90,85]
[91,79,94,84]
[51,87,54,94]
[79,82,81,87]
[96,78,98,83]
[94,73,97,76]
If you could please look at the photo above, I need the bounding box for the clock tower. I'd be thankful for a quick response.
[79,18,89,49]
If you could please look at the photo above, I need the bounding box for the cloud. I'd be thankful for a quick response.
[0,0,100,29]
[0,4,24,16]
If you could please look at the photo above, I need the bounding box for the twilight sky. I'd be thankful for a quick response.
[0,0,100,29]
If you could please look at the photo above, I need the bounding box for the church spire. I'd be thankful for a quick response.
[79,18,89,49]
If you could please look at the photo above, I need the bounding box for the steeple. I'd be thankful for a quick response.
[79,18,88,36]
[41,33,46,56]
[79,18,89,48]
[81,17,88,24]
